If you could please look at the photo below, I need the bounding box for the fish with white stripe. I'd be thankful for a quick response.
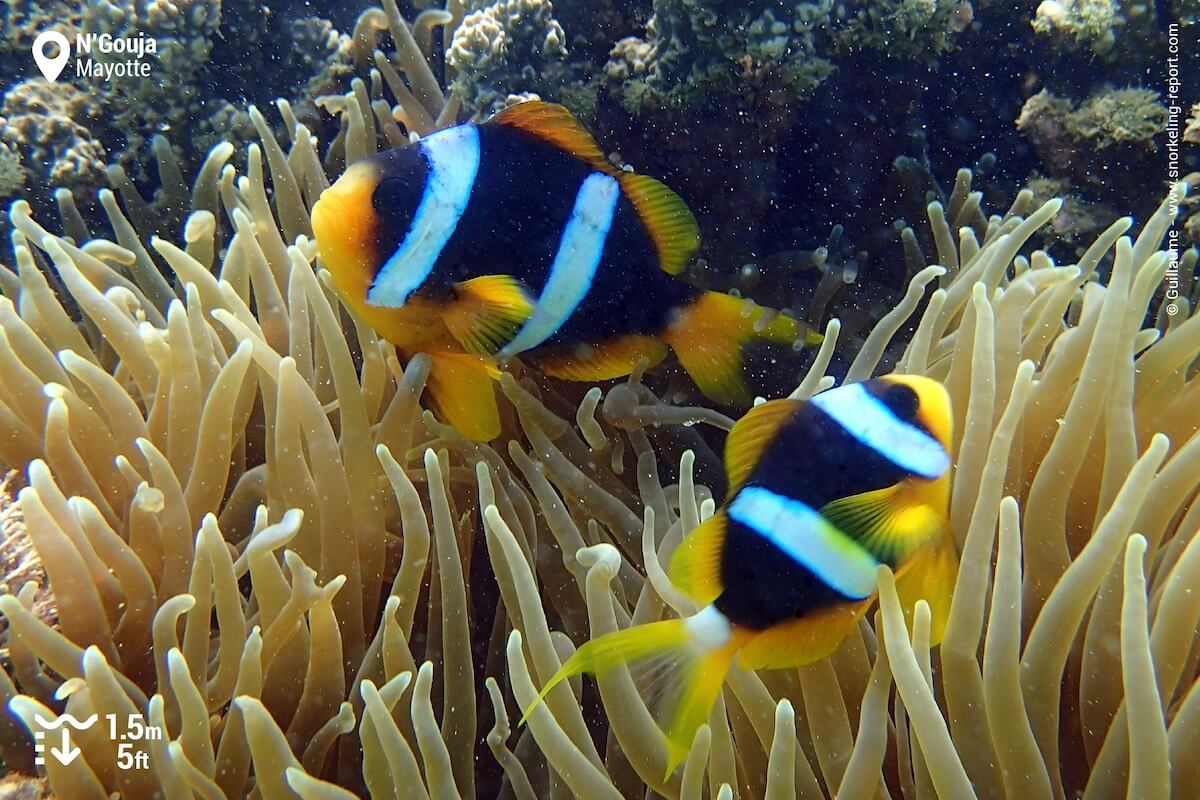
[311,101,821,440]
[523,375,958,775]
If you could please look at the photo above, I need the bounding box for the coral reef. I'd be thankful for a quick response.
[447,0,576,116]
[0,81,107,196]
[1023,173,1122,249]
[0,473,56,653]
[833,0,969,60]
[81,0,222,139]
[1016,87,1169,221]
[0,0,354,211]
[0,92,1198,798]
[606,0,839,113]
[0,144,27,201]
[1029,0,1164,67]
[1017,88,1169,167]
[1031,0,1121,55]
[0,1,82,87]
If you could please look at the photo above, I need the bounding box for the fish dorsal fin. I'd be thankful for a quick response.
[488,101,700,274]
[442,274,534,356]
[667,510,727,606]
[725,399,800,494]
[618,173,701,274]
[488,101,612,171]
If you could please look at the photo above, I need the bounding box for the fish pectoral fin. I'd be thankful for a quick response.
[723,399,801,494]
[442,275,534,356]
[420,349,503,441]
[668,510,727,606]
[488,101,612,172]
[736,600,873,670]
[532,335,669,382]
[618,173,700,275]
[818,485,943,563]
[893,530,958,646]
[820,486,956,644]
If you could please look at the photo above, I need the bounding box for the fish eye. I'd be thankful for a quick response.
[372,177,409,214]
[881,383,920,421]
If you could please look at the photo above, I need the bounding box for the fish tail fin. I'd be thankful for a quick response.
[520,619,691,724]
[418,348,503,441]
[521,615,739,778]
[663,291,822,407]
[894,527,958,645]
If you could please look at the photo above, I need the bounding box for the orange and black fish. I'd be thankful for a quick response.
[311,101,820,440]
[524,375,958,774]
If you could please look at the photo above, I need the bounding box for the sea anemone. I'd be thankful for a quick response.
[0,75,1198,800]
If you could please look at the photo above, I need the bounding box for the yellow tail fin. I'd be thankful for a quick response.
[521,617,741,777]
[521,619,690,723]
[663,291,822,407]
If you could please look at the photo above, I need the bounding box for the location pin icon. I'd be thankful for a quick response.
[32,31,71,82]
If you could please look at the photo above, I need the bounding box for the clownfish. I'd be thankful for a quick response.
[524,375,958,774]
[311,101,821,440]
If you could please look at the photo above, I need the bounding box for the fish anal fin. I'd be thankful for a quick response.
[534,335,668,382]
[893,530,958,646]
[488,101,611,172]
[724,399,800,494]
[819,484,944,564]
[668,511,727,606]
[618,173,701,275]
[442,274,533,356]
[737,600,872,670]
[420,348,503,441]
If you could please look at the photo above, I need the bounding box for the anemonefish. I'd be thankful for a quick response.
[311,101,821,440]
[523,375,958,774]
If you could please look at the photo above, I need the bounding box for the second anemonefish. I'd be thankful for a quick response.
[523,375,959,775]
[311,100,821,440]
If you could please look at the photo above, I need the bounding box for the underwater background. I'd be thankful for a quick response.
[0,0,1197,797]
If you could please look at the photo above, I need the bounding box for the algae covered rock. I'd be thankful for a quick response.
[1017,87,1169,202]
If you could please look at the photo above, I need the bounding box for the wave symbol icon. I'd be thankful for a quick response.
[33,713,98,731]
[31,714,95,766]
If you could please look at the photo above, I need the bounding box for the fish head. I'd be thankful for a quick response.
[875,374,953,457]
[312,143,429,303]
